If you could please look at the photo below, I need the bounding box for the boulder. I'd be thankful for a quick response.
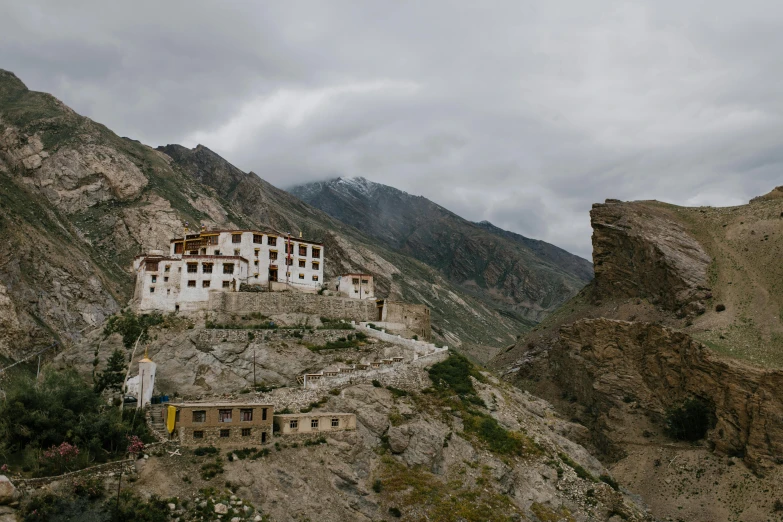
[0,476,18,505]
[214,503,228,514]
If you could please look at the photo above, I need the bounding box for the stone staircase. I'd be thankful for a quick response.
[146,406,168,441]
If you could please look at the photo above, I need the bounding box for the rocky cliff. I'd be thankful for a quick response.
[492,194,783,521]
[289,177,593,324]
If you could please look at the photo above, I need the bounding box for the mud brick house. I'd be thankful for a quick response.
[273,413,356,436]
[163,402,274,445]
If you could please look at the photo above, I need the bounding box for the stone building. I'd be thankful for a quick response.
[337,273,374,299]
[273,413,356,435]
[163,402,274,445]
[132,228,325,312]
[379,301,431,340]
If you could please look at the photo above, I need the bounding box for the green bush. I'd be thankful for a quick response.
[0,370,151,471]
[193,446,219,456]
[428,353,485,399]
[372,380,382,388]
[665,398,714,441]
[386,386,408,398]
[599,474,619,490]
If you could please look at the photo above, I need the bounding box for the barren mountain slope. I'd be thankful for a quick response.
[289,177,593,323]
[0,69,531,360]
[491,194,783,522]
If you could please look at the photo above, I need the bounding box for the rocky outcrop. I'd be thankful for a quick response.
[591,200,711,312]
[552,318,783,471]
[0,476,18,505]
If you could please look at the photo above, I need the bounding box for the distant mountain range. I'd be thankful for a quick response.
[289,177,593,324]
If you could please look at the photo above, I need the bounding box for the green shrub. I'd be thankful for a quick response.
[372,380,382,388]
[428,353,484,399]
[665,398,714,441]
[193,446,219,456]
[389,507,402,518]
[558,453,596,482]
[599,474,619,490]
[386,386,408,398]
[200,458,224,480]
[372,479,382,493]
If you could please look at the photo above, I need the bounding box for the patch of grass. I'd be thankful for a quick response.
[463,413,542,456]
[558,453,596,482]
[530,502,576,522]
[599,474,619,490]
[428,352,485,400]
[200,458,224,480]
[386,386,408,398]
[377,456,523,522]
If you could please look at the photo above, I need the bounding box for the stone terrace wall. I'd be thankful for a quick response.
[15,459,136,490]
[210,292,377,323]
[356,323,447,357]
[197,328,358,346]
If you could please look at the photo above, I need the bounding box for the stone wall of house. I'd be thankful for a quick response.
[178,426,271,446]
[209,292,377,322]
[381,302,431,340]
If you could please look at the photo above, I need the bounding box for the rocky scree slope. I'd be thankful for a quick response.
[289,177,593,324]
[491,194,783,521]
[0,69,525,359]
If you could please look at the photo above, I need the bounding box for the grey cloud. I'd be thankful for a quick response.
[2,0,782,259]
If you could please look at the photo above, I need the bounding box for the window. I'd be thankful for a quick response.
[202,263,213,274]
[149,287,155,293]
[164,277,169,282]
[147,261,159,272]
[312,275,319,281]
[188,250,198,255]
[267,236,277,246]
[354,289,359,293]
[220,429,230,438]
[240,409,253,421]
[164,265,170,272]
[311,419,319,429]
[241,428,252,437]
[193,430,204,439]
[285,258,293,266]
[253,234,263,244]
[202,280,210,288]
[254,260,259,266]
[192,411,206,423]
[362,279,369,285]
[174,243,184,254]
[269,250,278,260]
[331,418,339,428]
[352,278,360,285]
[222,281,230,288]
[254,248,260,256]
[299,245,307,256]
[298,259,306,268]
[234,249,240,256]
[223,263,234,274]
[298,273,304,279]
[286,243,294,255]
[232,233,242,243]
[187,280,197,287]
[219,409,232,422]
[262,408,268,421]
[178,267,182,273]
[214,250,221,256]
[187,263,198,273]
[167,289,170,295]
[312,262,319,270]
[205,235,219,245]
[289,420,298,429]
[312,248,320,259]
[151,275,157,283]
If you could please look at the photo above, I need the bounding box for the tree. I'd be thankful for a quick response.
[94,349,128,394]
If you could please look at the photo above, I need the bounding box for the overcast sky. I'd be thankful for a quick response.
[2,1,782,259]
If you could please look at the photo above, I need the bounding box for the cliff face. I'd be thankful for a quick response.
[290,177,593,323]
[554,318,783,471]
[491,195,783,520]
[591,200,711,312]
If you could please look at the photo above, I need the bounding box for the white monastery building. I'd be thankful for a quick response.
[338,273,375,299]
[133,227,325,312]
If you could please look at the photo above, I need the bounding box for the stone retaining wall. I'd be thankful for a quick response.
[356,323,447,357]
[209,292,377,322]
[15,459,136,490]
[197,328,357,345]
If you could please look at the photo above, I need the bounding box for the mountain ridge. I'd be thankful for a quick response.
[289,176,593,323]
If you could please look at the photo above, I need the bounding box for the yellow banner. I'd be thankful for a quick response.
[167,405,177,434]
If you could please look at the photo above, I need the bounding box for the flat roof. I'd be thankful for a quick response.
[274,412,354,418]
[168,402,274,408]
[170,230,324,246]
[182,255,249,263]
